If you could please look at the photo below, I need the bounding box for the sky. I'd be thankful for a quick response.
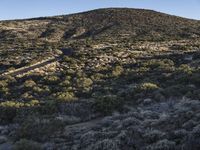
[0,0,199,21]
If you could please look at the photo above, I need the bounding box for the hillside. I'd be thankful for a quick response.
[1,8,200,43]
[0,8,200,150]
[1,8,200,40]
[1,8,200,73]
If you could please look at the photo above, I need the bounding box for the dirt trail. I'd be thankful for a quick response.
[0,57,58,77]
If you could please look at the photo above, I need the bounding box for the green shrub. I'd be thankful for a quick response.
[56,91,76,102]
[3,75,16,84]
[94,95,123,115]
[177,64,193,74]
[163,84,189,97]
[0,80,8,88]
[136,82,159,93]
[0,86,9,96]
[75,77,93,93]
[0,107,17,124]
[24,80,36,89]
[0,100,40,108]
[17,117,64,142]
[33,85,50,95]
[190,73,200,86]
[142,59,175,72]
[91,73,104,81]
[76,77,93,88]
[63,56,77,64]
[60,79,71,87]
[40,100,58,115]
[43,75,59,84]
[0,80,9,96]
[112,65,124,77]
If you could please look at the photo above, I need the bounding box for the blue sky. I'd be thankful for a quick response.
[0,0,199,20]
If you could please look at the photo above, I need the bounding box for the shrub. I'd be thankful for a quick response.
[3,75,16,84]
[94,95,123,115]
[190,73,200,86]
[112,65,124,77]
[177,64,193,74]
[90,139,119,150]
[91,73,105,81]
[143,59,175,72]
[75,77,93,93]
[40,100,58,115]
[0,86,9,96]
[43,75,59,84]
[56,91,76,102]
[0,101,24,108]
[17,117,64,142]
[24,80,36,89]
[136,82,159,93]
[29,100,40,106]
[14,139,42,150]
[63,56,77,64]
[0,80,8,88]
[0,80,9,96]
[146,139,176,150]
[0,107,17,124]
[33,85,50,95]
[163,84,191,98]
[76,77,93,88]
[0,100,40,108]
[183,125,200,150]
[59,79,71,87]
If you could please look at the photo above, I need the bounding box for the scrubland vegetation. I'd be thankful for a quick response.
[0,8,200,150]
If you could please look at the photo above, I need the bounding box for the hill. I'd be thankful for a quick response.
[1,8,200,43]
[0,8,200,150]
[1,8,200,73]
